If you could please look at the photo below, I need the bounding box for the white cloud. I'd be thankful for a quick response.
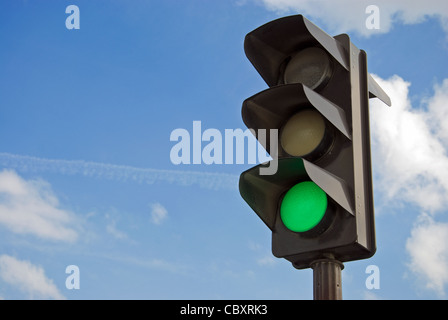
[150,203,168,225]
[370,75,448,213]
[406,214,448,296]
[370,75,448,296]
[427,79,448,145]
[0,170,79,242]
[255,0,448,36]
[0,255,65,300]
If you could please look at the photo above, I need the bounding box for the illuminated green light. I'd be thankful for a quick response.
[280,181,328,233]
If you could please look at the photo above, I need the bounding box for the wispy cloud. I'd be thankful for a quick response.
[105,213,128,240]
[98,252,189,275]
[0,255,65,300]
[363,290,382,300]
[257,255,277,266]
[247,241,278,266]
[254,0,448,37]
[0,170,79,242]
[150,203,168,225]
[0,153,238,191]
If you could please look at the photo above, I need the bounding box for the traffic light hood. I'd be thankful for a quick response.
[242,83,352,159]
[244,14,391,106]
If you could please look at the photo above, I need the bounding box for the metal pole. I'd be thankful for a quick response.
[310,257,344,300]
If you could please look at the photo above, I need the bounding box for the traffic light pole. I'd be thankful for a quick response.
[311,255,344,300]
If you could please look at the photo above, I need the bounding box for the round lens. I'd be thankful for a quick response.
[280,109,326,157]
[284,47,333,90]
[280,181,328,233]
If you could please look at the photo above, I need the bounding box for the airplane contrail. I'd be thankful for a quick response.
[0,152,238,191]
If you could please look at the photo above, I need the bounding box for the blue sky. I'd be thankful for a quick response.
[1,0,448,300]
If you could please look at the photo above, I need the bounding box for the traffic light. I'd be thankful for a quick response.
[239,15,391,270]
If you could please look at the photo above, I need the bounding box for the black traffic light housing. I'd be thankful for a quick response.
[239,15,391,269]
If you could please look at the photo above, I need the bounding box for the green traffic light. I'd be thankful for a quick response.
[280,181,328,233]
